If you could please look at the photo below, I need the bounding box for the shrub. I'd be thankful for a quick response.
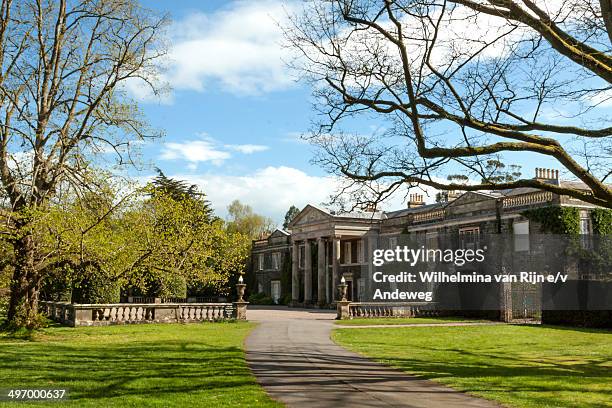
[247,292,275,305]
[40,267,72,302]
[72,268,121,304]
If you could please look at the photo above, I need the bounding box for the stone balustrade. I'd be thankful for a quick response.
[41,302,76,326]
[502,191,554,208]
[127,296,224,304]
[337,301,439,319]
[413,209,445,223]
[40,301,244,327]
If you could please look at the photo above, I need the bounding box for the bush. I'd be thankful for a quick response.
[72,268,121,304]
[247,292,275,305]
[0,291,7,324]
[40,268,72,302]
[0,264,11,319]
[542,310,612,328]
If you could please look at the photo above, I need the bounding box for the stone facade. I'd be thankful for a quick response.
[251,229,291,303]
[251,170,604,311]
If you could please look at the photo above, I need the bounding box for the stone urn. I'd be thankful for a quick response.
[236,275,246,302]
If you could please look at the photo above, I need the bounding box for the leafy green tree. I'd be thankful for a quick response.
[283,205,301,229]
[18,173,250,310]
[480,161,522,184]
[0,0,168,328]
[129,187,249,297]
[226,200,276,239]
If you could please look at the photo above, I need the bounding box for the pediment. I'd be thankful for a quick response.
[268,229,289,240]
[445,192,497,211]
[288,205,332,228]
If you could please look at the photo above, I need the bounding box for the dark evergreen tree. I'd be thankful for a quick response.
[283,205,301,229]
[151,168,215,221]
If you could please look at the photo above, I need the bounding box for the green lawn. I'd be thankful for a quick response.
[0,322,280,408]
[333,325,612,408]
[335,317,481,326]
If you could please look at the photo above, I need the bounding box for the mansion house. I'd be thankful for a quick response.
[250,169,604,310]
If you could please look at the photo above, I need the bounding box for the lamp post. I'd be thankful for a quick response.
[233,275,248,320]
[336,276,350,320]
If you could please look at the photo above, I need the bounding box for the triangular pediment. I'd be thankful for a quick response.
[445,191,497,209]
[268,229,289,239]
[288,205,332,228]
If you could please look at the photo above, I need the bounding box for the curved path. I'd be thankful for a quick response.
[245,306,501,408]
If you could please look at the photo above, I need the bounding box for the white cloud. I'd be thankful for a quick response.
[171,166,337,222]
[160,140,231,166]
[590,89,612,107]
[163,166,448,223]
[123,76,173,105]
[165,1,296,95]
[224,144,269,154]
[159,135,269,168]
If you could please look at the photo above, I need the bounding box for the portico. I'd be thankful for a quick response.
[287,205,381,306]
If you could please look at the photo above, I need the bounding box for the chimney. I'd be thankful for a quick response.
[534,168,559,181]
[408,193,425,208]
[436,190,461,203]
[362,202,376,212]
[445,190,461,202]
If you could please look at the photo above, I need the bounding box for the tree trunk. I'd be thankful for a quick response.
[601,0,612,46]
[6,233,41,329]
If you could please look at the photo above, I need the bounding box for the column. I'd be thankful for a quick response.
[332,237,341,301]
[325,241,331,303]
[291,241,299,303]
[304,240,312,304]
[367,233,377,301]
[317,237,326,306]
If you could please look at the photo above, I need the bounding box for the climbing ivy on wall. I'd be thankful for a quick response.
[591,209,612,235]
[522,206,580,235]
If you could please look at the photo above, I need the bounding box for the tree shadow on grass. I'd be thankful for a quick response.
[335,325,611,408]
[0,332,268,406]
[361,346,611,407]
[522,323,612,334]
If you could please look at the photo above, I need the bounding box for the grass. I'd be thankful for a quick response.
[335,316,481,326]
[0,322,280,408]
[333,324,612,408]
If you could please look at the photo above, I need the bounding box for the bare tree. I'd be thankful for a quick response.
[0,0,167,327]
[285,0,612,210]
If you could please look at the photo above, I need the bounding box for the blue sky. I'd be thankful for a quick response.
[126,0,607,223]
[129,0,337,223]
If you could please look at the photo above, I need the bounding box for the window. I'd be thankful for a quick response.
[426,232,438,250]
[272,252,281,270]
[580,216,592,235]
[344,241,352,264]
[580,211,592,249]
[356,240,364,263]
[258,254,264,271]
[459,227,480,250]
[388,236,398,249]
[514,221,530,252]
[357,278,365,301]
[298,245,305,268]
